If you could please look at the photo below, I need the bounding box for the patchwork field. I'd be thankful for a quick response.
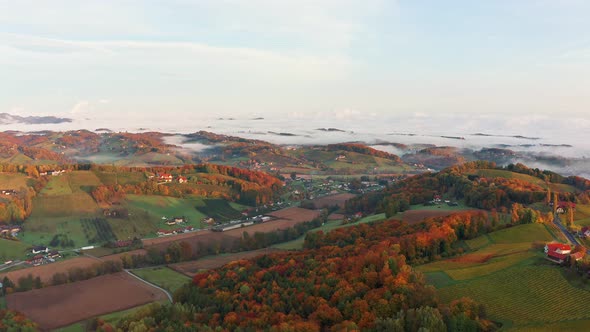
[6,272,167,330]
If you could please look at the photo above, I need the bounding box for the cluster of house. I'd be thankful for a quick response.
[157,226,195,236]
[166,216,186,226]
[27,246,61,266]
[0,189,17,196]
[544,242,585,264]
[39,170,67,176]
[426,194,459,206]
[0,225,22,237]
[150,173,188,184]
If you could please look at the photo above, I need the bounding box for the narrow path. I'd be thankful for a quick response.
[125,269,174,303]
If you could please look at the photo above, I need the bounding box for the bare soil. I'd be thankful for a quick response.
[6,272,167,331]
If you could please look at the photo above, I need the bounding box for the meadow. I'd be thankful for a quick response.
[130,267,191,293]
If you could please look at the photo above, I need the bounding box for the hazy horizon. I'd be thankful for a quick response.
[2,1,590,119]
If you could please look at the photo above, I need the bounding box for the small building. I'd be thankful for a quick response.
[177,176,188,183]
[32,246,49,254]
[544,243,571,255]
[48,251,61,259]
[582,227,590,238]
[157,173,173,183]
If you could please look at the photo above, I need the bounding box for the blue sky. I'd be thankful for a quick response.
[1,0,589,120]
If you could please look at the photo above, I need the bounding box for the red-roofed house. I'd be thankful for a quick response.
[547,251,569,263]
[157,173,173,183]
[177,176,187,184]
[544,243,571,255]
[544,242,577,264]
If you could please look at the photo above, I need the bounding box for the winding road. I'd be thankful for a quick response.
[553,213,580,246]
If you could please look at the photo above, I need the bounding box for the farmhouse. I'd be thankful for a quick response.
[166,216,186,226]
[48,251,61,259]
[543,243,583,264]
[177,176,188,183]
[157,173,173,183]
[32,246,49,254]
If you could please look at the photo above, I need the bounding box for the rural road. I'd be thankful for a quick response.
[553,214,580,246]
[125,269,174,304]
[0,260,24,272]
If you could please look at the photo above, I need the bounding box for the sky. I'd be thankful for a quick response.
[1,0,590,121]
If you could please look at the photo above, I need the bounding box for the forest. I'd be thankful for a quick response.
[98,211,499,331]
[345,161,585,216]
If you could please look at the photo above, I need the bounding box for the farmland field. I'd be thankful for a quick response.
[6,272,167,330]
[0,256,99,284]
[0,172,29,189]
[0,238,29,261]
[310,193,356,209]
[131,267,191,293]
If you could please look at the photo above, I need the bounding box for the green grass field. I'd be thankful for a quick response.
[131,267,191,293]
[488,223,554,243]
[40,175,73,195]
[0,238,29,261]
[124,195,207,228]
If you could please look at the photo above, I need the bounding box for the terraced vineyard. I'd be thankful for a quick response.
[438,266,590,326]
[421,222,590,329]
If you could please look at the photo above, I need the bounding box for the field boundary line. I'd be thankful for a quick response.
[126,269,173,303]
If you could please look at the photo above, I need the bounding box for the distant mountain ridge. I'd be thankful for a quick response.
[0,113,72,125]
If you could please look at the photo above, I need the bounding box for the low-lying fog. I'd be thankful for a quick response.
[2,112,589,177]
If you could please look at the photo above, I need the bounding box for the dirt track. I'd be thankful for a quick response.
[6,272,167,331]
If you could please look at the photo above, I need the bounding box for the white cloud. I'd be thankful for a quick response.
[70,101,90,114]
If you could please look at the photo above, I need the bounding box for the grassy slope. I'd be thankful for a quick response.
[0,238,29,261]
